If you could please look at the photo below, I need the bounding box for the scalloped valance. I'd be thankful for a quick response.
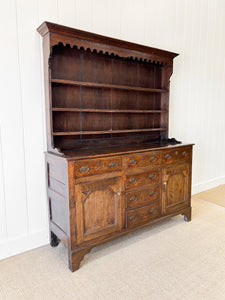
[37,22,178,66]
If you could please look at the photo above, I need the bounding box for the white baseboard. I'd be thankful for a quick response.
[0,229,49,260]
[192,176,225,195]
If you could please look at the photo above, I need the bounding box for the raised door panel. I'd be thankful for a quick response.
[76,177,122,243]
[162,164,190,214]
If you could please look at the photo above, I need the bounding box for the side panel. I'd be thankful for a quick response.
[43,34,54,151]
[46,154,70,239]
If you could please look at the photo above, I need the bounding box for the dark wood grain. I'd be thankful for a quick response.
[51,78,167,93]
[125,151,162,169]
[53,128,167,136]
[126,169,161,189]
[69,248,92,271]
[38,22,193,272]
[37,21,178,62]
[162,164,190,214]
[75,177,122,243]
[74,156,122,178]
[126,202,160,229]
[162,148,191,164]
[42,27,176,151]
[126,185,160,209]
[52,108,167,113]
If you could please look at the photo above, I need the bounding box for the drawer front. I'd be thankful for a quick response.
[126,151,161,169]
[162,147,191,164]
[126,169,160,189]
[74,157,122,178]
[126,185,160,209]
[126,202,160,229]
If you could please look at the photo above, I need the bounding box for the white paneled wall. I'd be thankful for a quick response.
[0,0,225,260]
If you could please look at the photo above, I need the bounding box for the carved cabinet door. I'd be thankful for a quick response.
[75,177,122,243]
[162,164,190,214]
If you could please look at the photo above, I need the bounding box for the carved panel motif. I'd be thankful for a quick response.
[76,177,122,243]
[82,187,116,235]
[162,164,189,214]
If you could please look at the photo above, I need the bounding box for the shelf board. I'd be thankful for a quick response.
[51,79,167,93]
[53,128,167,136]
[52,108,168,113]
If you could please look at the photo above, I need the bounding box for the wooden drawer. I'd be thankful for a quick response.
[126,202,160,229]
[74,157,122,178]
[126,151,161,169]
[126,185,160,209]
[126,169,160,189]
[162,147,191,164]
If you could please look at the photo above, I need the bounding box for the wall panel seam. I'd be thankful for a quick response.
[74,0,77,25]
[37,0,52,231]
[0,127,8,239]
[15,0,29,234]
[91,0,94,31]
[57,0,59,22]
[37,1,47,151]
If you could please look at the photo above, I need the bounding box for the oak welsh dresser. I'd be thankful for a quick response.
[37,22,193,272]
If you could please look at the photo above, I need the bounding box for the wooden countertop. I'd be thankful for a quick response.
[45,142,194,160]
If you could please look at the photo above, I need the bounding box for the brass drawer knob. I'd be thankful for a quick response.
[129,195,137,202]
[129,177,137,184]
[149,208,156,214]
[150,156,157,162]
[182,151,188,157]
[165,153,172,160]
[109,162,118,168]
[149,174,156,180]
[129,159,137,165]
[129,215,137,221]
[149,190,156,197]
[79,166,90,173]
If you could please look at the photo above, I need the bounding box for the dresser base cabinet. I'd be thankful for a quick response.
[46,144,193,271]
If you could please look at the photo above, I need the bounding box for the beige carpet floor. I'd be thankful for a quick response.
[193,184,225,208]
[1,188,225,300]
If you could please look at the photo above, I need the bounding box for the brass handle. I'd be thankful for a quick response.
[163,181,167,191]
[129,215,137,221]
[165,153,172,160]
[129,159,137,165]
[182,151,188,157]
[79,166,90,173]
[149,208,156,214]
[129,195,137,202]
[149,174,156,180]
[109,162,118,168]
[150,156,157,163]
[129,177,137,184]
[149,190,156,197]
